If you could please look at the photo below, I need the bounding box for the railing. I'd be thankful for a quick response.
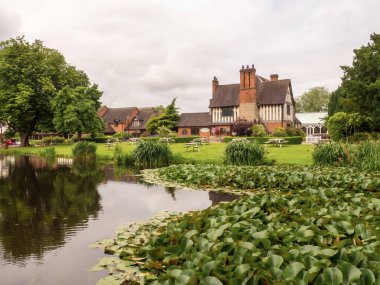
[306,136,321,144]
[257,115,270,134]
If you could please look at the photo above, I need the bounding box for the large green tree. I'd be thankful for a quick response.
[146,99,180,134]
[51,85,103,138]
[0,37,99,146]
[295,86,331,113]
[328,33,380,131]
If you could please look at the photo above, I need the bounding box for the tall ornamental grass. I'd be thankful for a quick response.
[313,140,380,171]
[132,140,172,168]
[224,141,265,166]
[352,140,380,171]
[72,141,97,161]
[312,142,349,167]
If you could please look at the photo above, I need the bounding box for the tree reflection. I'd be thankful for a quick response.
[0,156,103,263]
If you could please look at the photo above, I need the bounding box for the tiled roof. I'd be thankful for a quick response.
[104,123,115,134]
[128,107,160,130]
[258,79,291,105]
[209,84,240,107]
[209,77,292,108]
[101,107,137,124]
[176,112,211,127]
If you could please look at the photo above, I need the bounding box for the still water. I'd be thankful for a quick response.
[0,155,234,285]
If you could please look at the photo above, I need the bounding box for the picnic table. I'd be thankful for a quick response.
[264,138,288,147]
[126,138,140,145]
[184,142,201,151]
[105,139,119,150]
[192,137,210,145]
[159,137,175,144]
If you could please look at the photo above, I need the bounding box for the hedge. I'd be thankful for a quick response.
[224,136,303,144]
[140,136,201,143]
[74,137,108,143]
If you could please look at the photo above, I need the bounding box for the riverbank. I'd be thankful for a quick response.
[0,142,314,165]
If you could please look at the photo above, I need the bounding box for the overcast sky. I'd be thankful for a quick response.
[0,0,379,112]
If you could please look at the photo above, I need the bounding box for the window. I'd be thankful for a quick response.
[182,129,188,135]
[132,120,142,127]
[287,104,291,116]
[191,128,199,135]
[221,107,233,117]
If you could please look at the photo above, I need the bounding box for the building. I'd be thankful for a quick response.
[176,112,212,137]
[296,112,328,136]
[127,107,160,137]
[209,65,296,135]
[97,106,159,136]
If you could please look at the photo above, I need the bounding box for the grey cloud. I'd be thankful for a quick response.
[0,7,21,41]
[1,0,380,112]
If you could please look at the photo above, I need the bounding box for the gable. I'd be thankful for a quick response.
[209,84,240,108]
[257,79,290,105]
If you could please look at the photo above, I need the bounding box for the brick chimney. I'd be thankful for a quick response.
[212,76,218,98]
[270,74,279,81]
[239,64,257,121]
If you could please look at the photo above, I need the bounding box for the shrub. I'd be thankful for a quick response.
[232,118,254,136]
[312,142,349,166]
[113,144,124,165]
[295,128,306,137]
[272,127,286,137]
[224,141,265,166]
[251,125,266,137]
[112,131,131,140]
[173,136,201,143]
[132,140,172,168]
[40,136,65,145]
[347,132,372,143]
[157,126,177,137]
[72,141,97,161]
[74,137,108,143]
[223,136,303,144]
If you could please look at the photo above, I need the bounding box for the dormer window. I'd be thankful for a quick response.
[132,119,142,127]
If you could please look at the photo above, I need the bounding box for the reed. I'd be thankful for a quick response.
[132,140,172,168]
[72,141,97,161]
[312,142,349,166]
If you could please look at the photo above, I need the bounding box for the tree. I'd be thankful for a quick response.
[146,99,179,134]
[328,33,380,131]
[51,85,104,138]
[0,37,97,146]
[326,112,373,140]
[295,87,331,112]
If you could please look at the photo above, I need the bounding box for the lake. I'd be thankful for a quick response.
[0,155,234,285]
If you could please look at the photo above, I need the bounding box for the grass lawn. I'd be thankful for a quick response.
[1,142,314,165]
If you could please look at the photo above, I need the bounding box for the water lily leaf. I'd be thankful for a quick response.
[338,221,354,235]
[232,264,251,279]
[200,276,223,285]
[340,262,362,284]
[323,267,343,285]
[283,262,305,280]
[317,249,338,258]
[252,230,269,239]
[202,261,216,277]
[167,268,182,278]
[359,268,375,285]
[262,255,284,269]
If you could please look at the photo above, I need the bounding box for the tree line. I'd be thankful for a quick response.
[0,37,103,147]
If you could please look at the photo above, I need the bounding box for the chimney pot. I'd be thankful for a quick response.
[246,65,249,69]
[270,74,279,81]
[241,65,244,69]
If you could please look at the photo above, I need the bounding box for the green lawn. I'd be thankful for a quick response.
[1,142,314,165]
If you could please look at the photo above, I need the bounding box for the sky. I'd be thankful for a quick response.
[0,0,379,113]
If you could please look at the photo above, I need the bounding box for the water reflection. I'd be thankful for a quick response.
[0,156,102,264]
[0,155,238,284]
